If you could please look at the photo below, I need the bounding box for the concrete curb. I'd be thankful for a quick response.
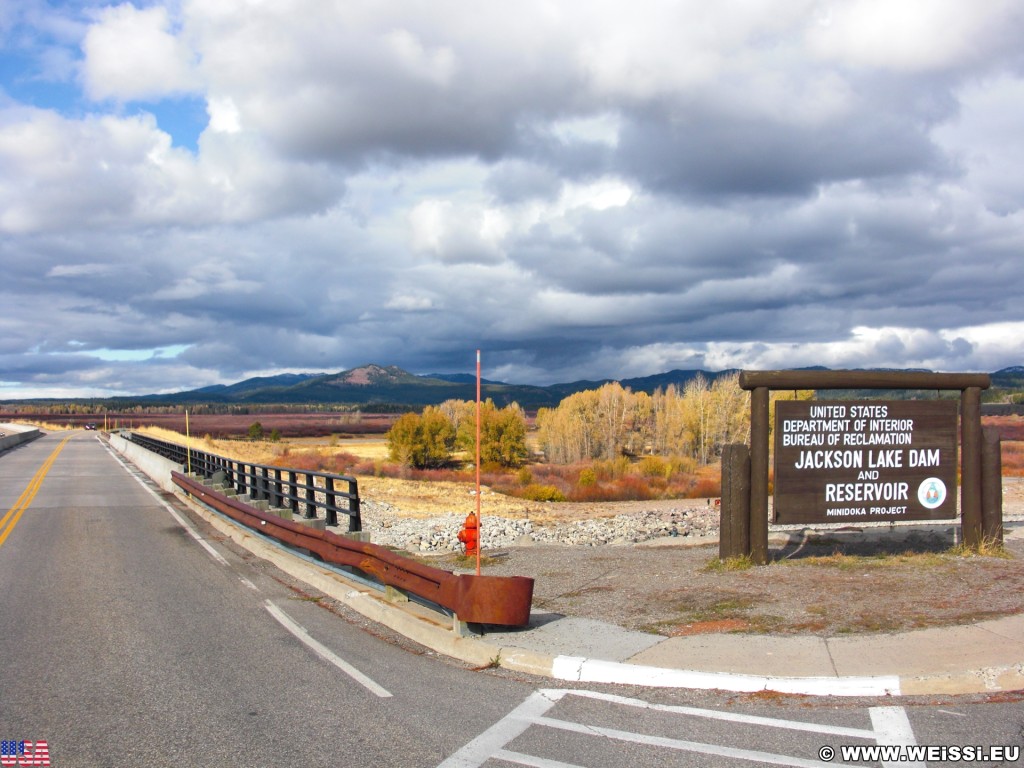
[0,423,43,453]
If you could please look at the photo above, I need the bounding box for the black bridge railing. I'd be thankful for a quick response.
[124,432,360,531]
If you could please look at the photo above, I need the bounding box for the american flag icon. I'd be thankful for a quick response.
[0,740,50,767]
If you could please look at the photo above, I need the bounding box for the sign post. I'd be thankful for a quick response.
[475,350,481,576]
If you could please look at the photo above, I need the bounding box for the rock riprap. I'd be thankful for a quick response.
[358,500,719,552]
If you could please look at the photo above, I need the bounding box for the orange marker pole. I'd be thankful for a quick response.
[475,349,482,576]
[185,409,192,475]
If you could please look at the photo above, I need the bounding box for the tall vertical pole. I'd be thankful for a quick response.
[186,409,192,475]
[475,350,482,576]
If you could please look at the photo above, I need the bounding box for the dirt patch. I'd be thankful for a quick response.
[464,536,1024,637]
[669,618,754,636]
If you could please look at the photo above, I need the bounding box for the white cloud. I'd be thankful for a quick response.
[46,263,114,278]
[0,105,345,233]
[384,294,434,311]
[81,4,199,102]
[698,322,1016,374]
[807,0,1019,72]
[409,199,508,265]
[383,28,457,87]
[548,112,623,147]
[206,96,241,134]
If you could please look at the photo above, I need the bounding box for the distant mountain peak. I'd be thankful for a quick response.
[335,364,416,386]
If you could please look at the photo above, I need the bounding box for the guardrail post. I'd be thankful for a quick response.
[257,467,269,503]
[273,469,284,508]
[348,479,361,532]
[236,462,245,496]
[288,473,299,517]
[304,474,317,519]
[324,477,337,526]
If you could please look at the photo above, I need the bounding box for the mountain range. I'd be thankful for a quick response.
[138,363,740,409]
[134,363,1024,410]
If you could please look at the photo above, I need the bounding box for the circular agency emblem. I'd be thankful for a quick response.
[918,477,947,509]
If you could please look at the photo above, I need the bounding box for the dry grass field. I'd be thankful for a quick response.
[136,426,549,519]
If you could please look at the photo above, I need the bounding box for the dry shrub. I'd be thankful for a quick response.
[521,484,567,502]
[638,456,668,478]
[567,483,619,502]
[353,459,380,475]
[593,457,632,481]
[984,415,1024,441]
[1002,441,1024,477]
[609,475,656,501]
[275,453,319,472]
[688,475,721,499]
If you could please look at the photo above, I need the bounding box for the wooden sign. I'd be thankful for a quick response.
[774,400,958,524]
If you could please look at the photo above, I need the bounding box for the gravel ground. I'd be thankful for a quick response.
[362,478,1024,554]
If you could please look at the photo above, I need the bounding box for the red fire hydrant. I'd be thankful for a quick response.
[457,511,479,556]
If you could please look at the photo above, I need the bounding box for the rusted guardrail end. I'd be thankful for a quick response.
[171,471,534,627]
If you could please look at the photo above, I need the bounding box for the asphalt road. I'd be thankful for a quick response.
[0,432,526,767]
[2,430,1021,767]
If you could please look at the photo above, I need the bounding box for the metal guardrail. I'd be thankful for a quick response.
[124,432,360,532]
[172,471,534,627]
[125,430,534,627]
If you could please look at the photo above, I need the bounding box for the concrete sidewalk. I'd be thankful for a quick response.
[182,486,1024,698]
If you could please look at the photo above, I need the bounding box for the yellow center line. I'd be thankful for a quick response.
[0,435,73,548]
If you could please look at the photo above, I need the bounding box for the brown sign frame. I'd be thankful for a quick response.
[731,370,992,564]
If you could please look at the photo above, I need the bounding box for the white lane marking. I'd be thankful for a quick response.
[870,706,924,768]
[104,442,229,566]
[437,690,566,768]
[263,600,392,698]
[492,750,581,768]
[564,688,877,739]
[438,688,908,768]
[532,715,853,768]
[239,577,259,591]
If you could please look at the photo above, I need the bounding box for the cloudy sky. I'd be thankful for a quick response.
[2,1,1023,398]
